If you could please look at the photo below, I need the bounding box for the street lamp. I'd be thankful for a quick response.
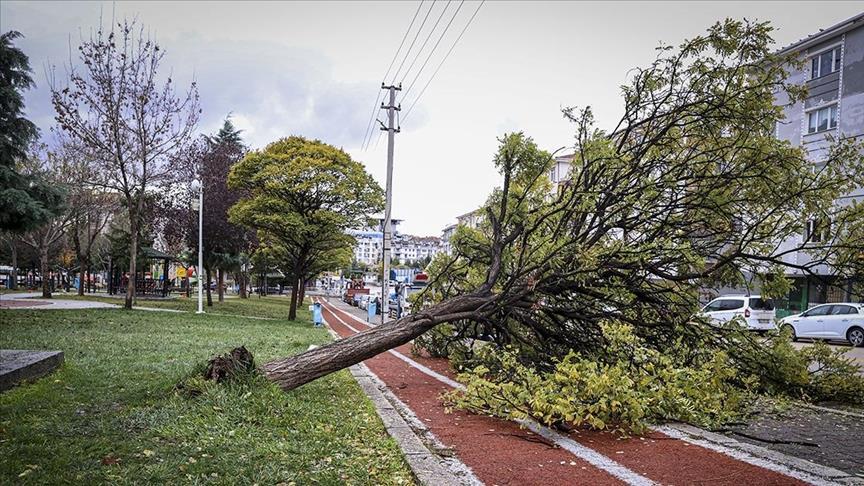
[191,178,204,314]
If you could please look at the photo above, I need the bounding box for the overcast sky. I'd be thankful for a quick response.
[3,1,862,236]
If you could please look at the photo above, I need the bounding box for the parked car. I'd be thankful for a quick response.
[700,295,776,331]
[779,303,864,346]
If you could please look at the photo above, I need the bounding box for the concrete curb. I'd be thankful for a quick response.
[799,403,864,419]
[348,363,482,486]
[656,423,864,485]
[319,325,479,485]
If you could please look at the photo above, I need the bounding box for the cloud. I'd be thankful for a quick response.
[3,3,372,150]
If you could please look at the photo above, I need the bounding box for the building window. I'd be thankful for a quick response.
[810,46,842,79]
[807,104,837,134]
[548,168,556,182]
[805,218,831,243]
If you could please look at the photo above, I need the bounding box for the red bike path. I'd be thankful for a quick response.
[315,297,811,486]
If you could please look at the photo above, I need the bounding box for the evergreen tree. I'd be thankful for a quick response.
[0,31,64,232]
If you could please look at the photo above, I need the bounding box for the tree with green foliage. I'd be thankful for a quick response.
[229,136,383,320]
[0,31,64,233]
[263,19,864,400]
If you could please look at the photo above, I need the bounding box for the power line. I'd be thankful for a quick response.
[398,0,453,86]
[400,0,465,103]
[383,1,425,82]
[403,0,484,123]
[361,1,425,151]
[390,1,437,83]
[361,96,384,151]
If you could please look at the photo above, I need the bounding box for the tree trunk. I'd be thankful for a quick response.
[78,259,86,296]
[206,266,213,307]
[298,277,306,304]
[217,268,225,303]
[264,292,491,391]
[239,272,248,299]
[125,214,138,310]
[107,256,114,295]
[40,244,51,298]
[9,242,17,290]
[288,277,299,320]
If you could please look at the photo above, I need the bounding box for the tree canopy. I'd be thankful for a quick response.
[229,136,384,319]
[0,31,64,232]
[263,19,864,393]
[51,20,199,308]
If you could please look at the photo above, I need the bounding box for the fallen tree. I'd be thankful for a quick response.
[264,19,864,392]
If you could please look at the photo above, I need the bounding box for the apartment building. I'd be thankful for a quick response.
[440,208,485,255]
[350,224,445,267]
[771,12,864,313]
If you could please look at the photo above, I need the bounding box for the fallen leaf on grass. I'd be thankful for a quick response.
[101,455,121,466]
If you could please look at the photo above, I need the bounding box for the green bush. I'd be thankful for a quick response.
[446,322,752,434]
[799,340,864,404]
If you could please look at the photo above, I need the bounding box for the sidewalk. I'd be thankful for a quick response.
[0,292,118,310]
[316,297,857,485]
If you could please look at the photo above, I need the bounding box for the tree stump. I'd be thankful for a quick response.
[204,346,255,383]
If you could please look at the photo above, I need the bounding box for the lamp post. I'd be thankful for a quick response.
[192,179,204,314]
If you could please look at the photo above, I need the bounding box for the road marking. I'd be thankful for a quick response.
[319,301,464,390]
[317,298,657,486]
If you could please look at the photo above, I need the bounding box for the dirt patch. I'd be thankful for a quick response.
[0,300,50,308]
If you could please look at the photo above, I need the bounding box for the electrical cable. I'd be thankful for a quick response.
[361,1,425,150]
[402,0,484,123]
[400,0,465,102]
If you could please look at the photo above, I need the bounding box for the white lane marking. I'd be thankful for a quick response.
[520,420,657,486]
[319,301,464,390]
[317,298,657,486]
[653,426,842,486]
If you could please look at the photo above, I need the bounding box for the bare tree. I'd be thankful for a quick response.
[51,19,199,309]
[263,20,864,391]
[18,149,72,298]
[54,142,117,295]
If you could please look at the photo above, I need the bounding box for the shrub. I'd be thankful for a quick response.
[799,340,864,404]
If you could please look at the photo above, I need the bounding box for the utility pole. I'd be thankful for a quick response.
[197,180,204,314]
[380,83,400,325]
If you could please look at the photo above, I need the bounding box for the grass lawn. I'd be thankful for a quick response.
[0,302,414,484]
[58,293,307,320]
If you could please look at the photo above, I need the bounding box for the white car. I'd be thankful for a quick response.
[700,295,776,331]
[779,303,864,347]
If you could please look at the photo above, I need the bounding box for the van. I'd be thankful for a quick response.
[700,295,776,331]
